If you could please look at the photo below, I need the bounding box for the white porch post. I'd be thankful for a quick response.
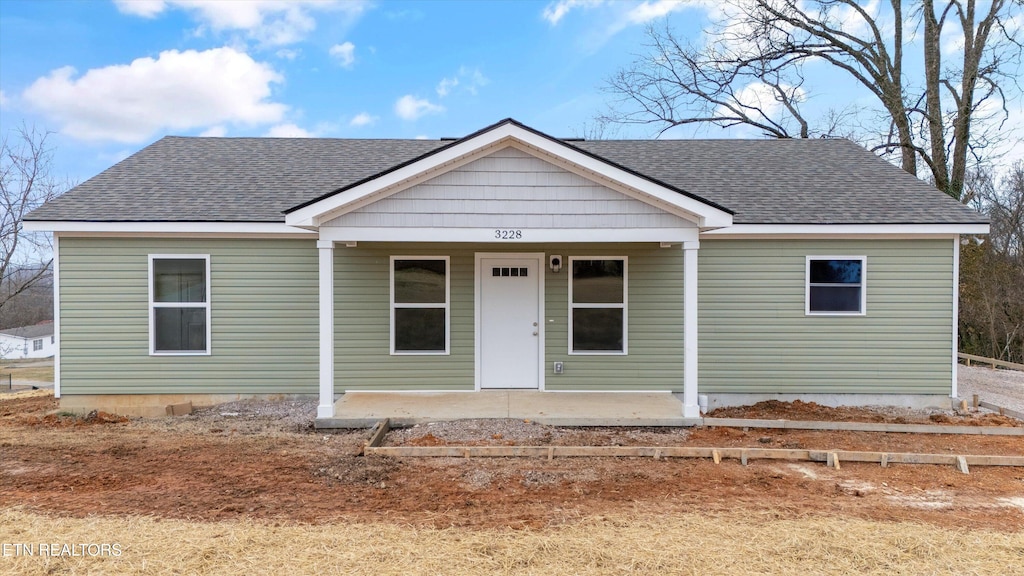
[682,241,701,418]
[317,240,335,419]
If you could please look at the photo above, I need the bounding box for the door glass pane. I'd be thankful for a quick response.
[155,307,207,351]
[809,286,861,312]
[572,260,624,303]
[572,308,624,351]
[394,260,446,303]
[394,308,446,351]
[154,259,206,303]
[809,260,861,284]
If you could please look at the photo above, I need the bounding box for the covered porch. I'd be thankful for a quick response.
[282,120,733,424]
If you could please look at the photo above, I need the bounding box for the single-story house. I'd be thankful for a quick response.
[0,322,56,360]
[24,119,987,420]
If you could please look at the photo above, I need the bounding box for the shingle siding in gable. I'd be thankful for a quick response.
[323,147,696,230]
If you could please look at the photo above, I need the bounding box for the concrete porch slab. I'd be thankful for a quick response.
[315,391,691,428]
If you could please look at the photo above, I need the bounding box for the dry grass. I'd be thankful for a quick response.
[2,508,1021,575]
[0,361,53,383]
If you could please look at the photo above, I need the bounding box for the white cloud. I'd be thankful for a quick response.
[717,81,806,121]
[414,135,429,140]
[275,48,300,60]
[199,125,227,137]
[264,123,313,137]
[0,89,8,108]
[436,76,458,97]
[626,0,687,24]
[113,0,166,17]
[394,95,444,121]
[349,112,377,127]
[113,0,370,47]
[329,42,355,68]
[542,0,603,25]
[22,47,286,143]
[436,67,489,98]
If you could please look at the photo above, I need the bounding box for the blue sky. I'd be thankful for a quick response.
[0,0,709,182]
[1,0,1020,185]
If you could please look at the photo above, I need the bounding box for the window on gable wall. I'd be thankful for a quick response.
[570,258,627,354]
[391,257,449,354]
[806,257,866,315]
[150,256,210,354]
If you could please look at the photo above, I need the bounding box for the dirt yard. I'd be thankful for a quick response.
[1,390,1022,574]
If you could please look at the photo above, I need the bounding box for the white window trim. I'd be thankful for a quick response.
[805,255,867,316]
[390,255,450,355]
[148,254,212,356]
[33,339,43,351]
[568,256,628,355]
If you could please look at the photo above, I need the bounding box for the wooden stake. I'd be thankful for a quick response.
[712,449,721,464]
[828,452,841,470]
[956,456,970,474]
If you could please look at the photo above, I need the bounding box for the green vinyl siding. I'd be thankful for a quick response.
[59,237,318,394]
[698,239,954,395]
[333,243,684,391]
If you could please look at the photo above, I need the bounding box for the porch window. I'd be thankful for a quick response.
[806,256,866,315]
[569,257,627,354]
[149,255,211,355]
[391,257,449,354]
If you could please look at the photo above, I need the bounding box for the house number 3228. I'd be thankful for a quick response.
[494,229,523,240]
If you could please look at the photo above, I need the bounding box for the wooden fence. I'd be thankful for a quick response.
[958,352,1024,371]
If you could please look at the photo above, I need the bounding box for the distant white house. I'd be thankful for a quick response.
[0,323,56,360]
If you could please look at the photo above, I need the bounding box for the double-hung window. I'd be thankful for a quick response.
[569,257,627,354]
[150,255,211,355]
[33,339,43,351]
[806,256,866,315]
[391,257,449,354]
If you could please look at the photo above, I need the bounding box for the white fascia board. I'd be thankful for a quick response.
[319,227,699,244]
[285,123,733,229]
[23,221,315,236]
[701,223,990,238]
[505,132,732,228]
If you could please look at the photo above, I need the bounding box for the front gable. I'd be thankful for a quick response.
[285,119,733,241]
[321,147,697,231]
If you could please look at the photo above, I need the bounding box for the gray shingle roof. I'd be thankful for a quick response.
[0,323,54,340]
[27,125,984,225]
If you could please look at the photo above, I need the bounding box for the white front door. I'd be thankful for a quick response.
[478,255,542,389]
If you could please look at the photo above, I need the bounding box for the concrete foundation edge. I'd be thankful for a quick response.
[59,393,317,418]
[690,392,954,411]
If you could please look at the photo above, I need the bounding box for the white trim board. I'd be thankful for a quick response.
[52,234,61,398]
[320,227,700,244]
[23,221,315,236]
[702,224,988,237]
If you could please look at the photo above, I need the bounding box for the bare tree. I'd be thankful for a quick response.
[1,125,68,320]
[604,0,1021,199]
[959,162,1024,362]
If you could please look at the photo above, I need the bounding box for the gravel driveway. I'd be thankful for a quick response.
[958,365,1024,416]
